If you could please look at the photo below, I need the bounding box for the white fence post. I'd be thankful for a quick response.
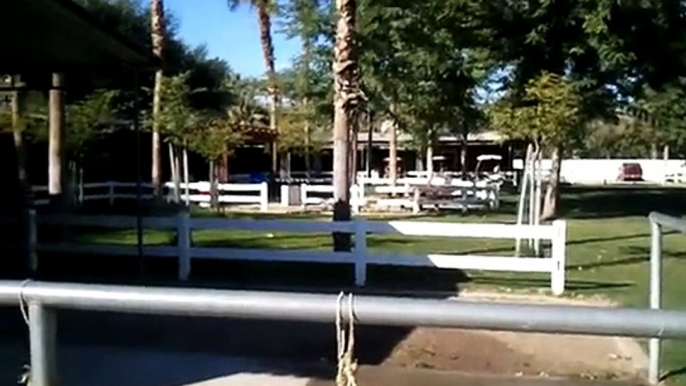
[28,208,38,273]
[108,182,115,206]
[351,185,359,214]
[300,184,307,210]
[551,220,567,295]
[280,185,289,207]
[177,210,191,281]
[412,188,421,214]
[354,219,367,286]
[260,182,269,212]
[78,179,84,206]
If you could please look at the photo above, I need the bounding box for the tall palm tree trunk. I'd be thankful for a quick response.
[11,75,27,188]
[151,0,166,193]
[302,38,312,180]
[49,73,66,210]
[255,0,280,176]
[332,0,359,252]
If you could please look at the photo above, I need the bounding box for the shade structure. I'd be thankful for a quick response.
[1,0,158,73]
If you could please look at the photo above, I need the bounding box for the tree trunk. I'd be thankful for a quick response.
[650,142,658,159]
[11,75,27,187]
[209,160,219,210]
[168,143,176,199]
[416,150,424,172]
[460,137,468,180]
[366,111,373,177]
[183,146,190,206]
[49,73,66,210]
[151,0,166,194]
[541,145,563,221]
[173,146,181,204]
[350,117,358,183]
[389,105,398,185]
[332,0,359,252]
[426,140,434,180]
[256,0,279,176]
[219,150,229,183]
[304,120,312,180]
[301,36,313,180]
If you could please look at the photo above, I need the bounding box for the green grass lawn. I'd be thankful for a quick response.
[64,185,686,383]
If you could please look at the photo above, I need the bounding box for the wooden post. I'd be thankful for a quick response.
[108,183,115,206]
[354,219,367,286]
[177,210,191,280]
[28,208,37,274]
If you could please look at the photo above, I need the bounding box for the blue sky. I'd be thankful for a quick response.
[166,0,300,77]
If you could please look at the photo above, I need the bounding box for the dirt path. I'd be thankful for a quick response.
[377,291,646,381]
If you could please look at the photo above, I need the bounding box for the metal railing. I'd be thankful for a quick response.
[2,280,686,386]
[648,212,686,384]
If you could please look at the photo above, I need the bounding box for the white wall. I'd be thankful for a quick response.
[513,159,686,184]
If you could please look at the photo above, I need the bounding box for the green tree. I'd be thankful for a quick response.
[188,113,246,209]
[491,73,583,219]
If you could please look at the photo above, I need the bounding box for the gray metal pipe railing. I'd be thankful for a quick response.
[3,280,686,386]
[648,212,686,385]
[2,280,686,337]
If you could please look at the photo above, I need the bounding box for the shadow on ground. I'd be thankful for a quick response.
[561,186,686,219]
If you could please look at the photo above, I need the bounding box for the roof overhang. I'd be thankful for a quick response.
[1,0,159,73]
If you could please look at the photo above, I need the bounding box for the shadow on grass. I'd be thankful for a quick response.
[566,233,650,246]
[561,186,686,220]
[569,245,686,271]
[662,366,686,382]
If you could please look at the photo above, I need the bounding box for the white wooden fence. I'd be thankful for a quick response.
[299,184,362,213]
[164,181,268,212]
[26,213,567,294]
[295,181,498,213]
[31,182,155,206]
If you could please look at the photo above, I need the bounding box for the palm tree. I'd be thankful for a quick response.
[332,0,360,251]
[227,0,280,175]
[49,73,66,209]
[151,0,166,193]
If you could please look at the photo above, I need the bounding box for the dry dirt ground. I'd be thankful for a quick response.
[377,291,647,382]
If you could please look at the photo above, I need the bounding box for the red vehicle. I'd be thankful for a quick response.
[618,163,643,181]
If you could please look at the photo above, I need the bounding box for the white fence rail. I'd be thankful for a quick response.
[26,213,567,294]
[164,181,268,212]
[31,181,155,206]
[299,184,361,213]
[295,181,498,213]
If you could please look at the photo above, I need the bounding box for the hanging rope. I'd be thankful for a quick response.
[17,280,32,385]
[336,292,358,386]
[18,279,31,325]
